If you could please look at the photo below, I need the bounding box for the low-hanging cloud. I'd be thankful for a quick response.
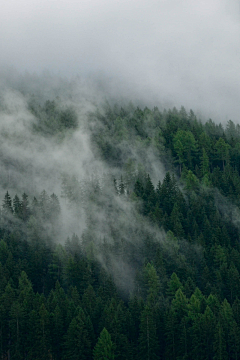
[1,0,240,122]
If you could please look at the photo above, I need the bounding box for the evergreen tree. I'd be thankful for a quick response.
[2,191,13,215]
[144,262,160,307]
[167,272,183,299]
[13,195,21,218]
[63,307,91,360]
[93,327,115,360]
[21,192,29,221]
[173,129,197,170]
[191,305,216,360]
[214,138,230,170]
[170,203,184,238]
[39,190,50,220]
[214,321,228,360]
[166,289,188,359]
[138,305,159,360]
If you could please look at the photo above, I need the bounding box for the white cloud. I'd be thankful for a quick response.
[1,0,240,121]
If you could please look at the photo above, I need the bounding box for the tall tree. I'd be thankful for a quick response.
[21,192,29,221]
[173,130,197,171]
[93,327,115,360]
[214,138,230,170]
[63,307,91,360]
[138,305,159,360]
[2,191,13,215]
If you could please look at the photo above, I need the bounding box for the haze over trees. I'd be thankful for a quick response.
[1,80,240,359]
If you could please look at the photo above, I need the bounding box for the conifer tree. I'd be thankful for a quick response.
[166,289,188,360]
[191,305,215,360]
[134,179,144,198]
[144,263,160,307]
[2,191,13,215]
[170,203,184,238]
[167,272,183,299]
[49,193,61,222]
[13,195,21,217]
[21,192,29,221]
[214,321,228,360]
[201,148,210,177]
[215,138,230,170]
[138,305,159,360]
[63,307,91,360]
[93,327,115,360]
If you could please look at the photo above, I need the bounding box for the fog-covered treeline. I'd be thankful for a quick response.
[1,75,240,359]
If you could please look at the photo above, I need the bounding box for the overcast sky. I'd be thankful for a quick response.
[1,0,240,122]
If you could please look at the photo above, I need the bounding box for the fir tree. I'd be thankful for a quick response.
[138,305,159,360]
[93,327,115,360]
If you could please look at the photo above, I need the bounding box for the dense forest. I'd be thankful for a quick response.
[1,88,240,359]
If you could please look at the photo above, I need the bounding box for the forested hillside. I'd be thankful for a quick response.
[1,90,240,359]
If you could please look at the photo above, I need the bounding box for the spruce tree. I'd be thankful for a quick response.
[63,307,91,360]
[2,191,13,215]
[138,305,159,360]
[13,195,21,217]
[21,192,29,221]
[93,327,115,360]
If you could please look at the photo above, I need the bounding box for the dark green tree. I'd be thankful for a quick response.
[63,307,91,360]
[138,305,159,360]
[2,191,13,215]
[93,327,115,360]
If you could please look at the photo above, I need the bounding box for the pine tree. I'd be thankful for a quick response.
[49,193,61,223]
[201,148,210,177]
[50,304,64,360]
[173,129,197,170]
[228,320,240,360]
[63,307,91,360]
[21,192,29,221]
[1,283,16,360]
[143,174,156,215]
[166,289,188,360]
[134,179,144,198]
[191,305,216,360]
[227,263,240,302]
[13,195,21,217]
[138,305,159,360]
[39,190,50,220]
[214,138,230,170]
[82,284,97,321]
[144,263,160,307]
[93,327,115,360]
[214,321,228,360]
[38,303,51,359]
[167,272,183,299]
[2,191,13,215]
[170,203,184,238]
[9,301,24,359]
[160,172,179,215]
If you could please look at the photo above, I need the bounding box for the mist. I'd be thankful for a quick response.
[0,0,239,295]
[1,0,240,122]
[0,73,206,295]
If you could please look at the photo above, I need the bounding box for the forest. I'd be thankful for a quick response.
[1,86,240,360]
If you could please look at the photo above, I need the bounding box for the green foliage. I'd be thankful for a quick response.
[2,101,240,359]
[31,99,78,136]
[93,327,115,360]
[63,308,91,360]
[138,305,159,360]
[173,129,197,171]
